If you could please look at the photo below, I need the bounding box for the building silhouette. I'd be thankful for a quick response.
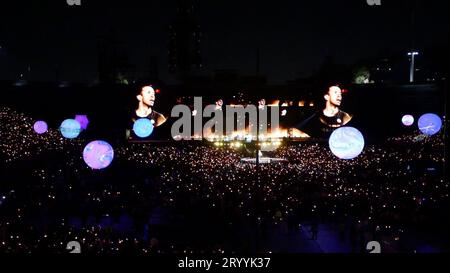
[168,0,203,80]
[97,28,133,84]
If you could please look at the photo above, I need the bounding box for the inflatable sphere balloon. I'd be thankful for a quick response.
[402,115,414,126]
[418,113,442,136]
[83,140,114,170]
[329,127,365,160]
[133,118,154,138]
[60,119,81,139]
[33,121,48,134]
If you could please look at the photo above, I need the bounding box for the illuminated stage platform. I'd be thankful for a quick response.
[240,157,288,164]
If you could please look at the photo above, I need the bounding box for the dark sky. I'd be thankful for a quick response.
[0,0,449,84]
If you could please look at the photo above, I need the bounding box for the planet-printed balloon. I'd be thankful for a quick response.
[418,113,442,136]
[33,121,48,134]
[83,140,114,170]
[60,119,81,139]
[329,127,365,160]
[133,118,154,138]
[402,115,414,126]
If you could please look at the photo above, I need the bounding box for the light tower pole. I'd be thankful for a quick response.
[408,51,419,83]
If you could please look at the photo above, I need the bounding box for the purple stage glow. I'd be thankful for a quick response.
[75,115,89,130]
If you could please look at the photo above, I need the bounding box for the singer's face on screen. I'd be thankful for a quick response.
[324,86,342,108]
[258,99,266,107]
[137,86,156,107]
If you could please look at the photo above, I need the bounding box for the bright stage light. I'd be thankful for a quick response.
[232,142,242,148]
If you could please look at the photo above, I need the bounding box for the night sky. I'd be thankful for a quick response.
[0,0,449,84]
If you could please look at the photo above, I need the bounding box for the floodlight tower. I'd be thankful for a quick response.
[407,51,419,83]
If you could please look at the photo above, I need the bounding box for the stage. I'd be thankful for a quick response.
[240,156,288,164]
